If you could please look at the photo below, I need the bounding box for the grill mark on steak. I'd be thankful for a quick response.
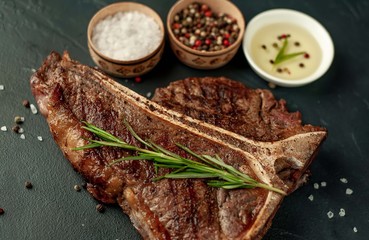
[152,77,327,192]
[30,51,326,240]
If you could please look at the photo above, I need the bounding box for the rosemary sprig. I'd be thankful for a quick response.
[73,121,286,195]
[273,38,305,65]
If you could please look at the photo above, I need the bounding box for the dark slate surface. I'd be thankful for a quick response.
[1,0,368,239]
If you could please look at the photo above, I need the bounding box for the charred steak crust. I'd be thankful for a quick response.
[152,77,324,142]
[30,51,326,240]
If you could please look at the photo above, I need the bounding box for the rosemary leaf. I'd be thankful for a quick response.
[74,121,286,195]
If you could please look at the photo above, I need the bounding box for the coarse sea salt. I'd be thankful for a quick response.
[327,211,334,219]
[20,134,25,140]
[30,104,38,114]
[37,136,43,142]
[0,85,4,90]
[308,194,314,201]
[340,178,348,183]
[346,188,353,195]
[353,227,358,233]
[1,126,7,131]
[313,183,319,189]
[92,11,162,61]
[339,208,345,217]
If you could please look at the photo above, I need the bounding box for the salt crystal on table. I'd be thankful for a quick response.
[346,188,353,195]
[340,178,348,183]
[30,104,38,114]
[321,181,327,187]
[1,126,7,131]
[339,208,345,217]
[37,136,43,141]
[308,194,314,201]
[313,183,319,189]
[0,85,4,90]
[20,134,25,139]
[353,227,358,233]
[146,92,152,98]
[327,211,334,219]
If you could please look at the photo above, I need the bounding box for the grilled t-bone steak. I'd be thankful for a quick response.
[30,51,327,240]
[152,77,326,192]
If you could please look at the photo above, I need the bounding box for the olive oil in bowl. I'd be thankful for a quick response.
[250,23,322,80]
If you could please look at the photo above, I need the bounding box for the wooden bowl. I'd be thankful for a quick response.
[87,2,165,78]
[166,0,245,69]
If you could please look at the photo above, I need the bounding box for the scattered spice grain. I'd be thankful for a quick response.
[25,181,33,189]
[12,125,20,133]
[308,194,314,201]
[96,204,105,213]
[1,126,7,132]
[22,100,30,108]
[14,116,24,124]
[345,188,353,195]
[340,178,348,183]
[74,185,81,192]
[30,104,38,114]
[0,208,4,215]
[339,208,346,217]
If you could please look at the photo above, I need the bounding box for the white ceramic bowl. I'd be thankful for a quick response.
[243,9,334,87]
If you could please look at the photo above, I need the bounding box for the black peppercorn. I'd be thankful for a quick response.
[22,100,30,108]
[14,116,24,124]
[12,125,20,133]
[171,2,240,52]
[74,185,81,192]
[96,204,105,213]
[25,181,33,189]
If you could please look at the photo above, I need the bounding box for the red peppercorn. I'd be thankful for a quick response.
[223,33,230,39]
[201,4,209,12]
[173,23,181,29]
[205,39,212,45]
[304,53,310,59]
[194,39,202,47]
[134,77,142,83]
[205,10,212,17]
[223,39,230,47]
[185,33,190,39]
